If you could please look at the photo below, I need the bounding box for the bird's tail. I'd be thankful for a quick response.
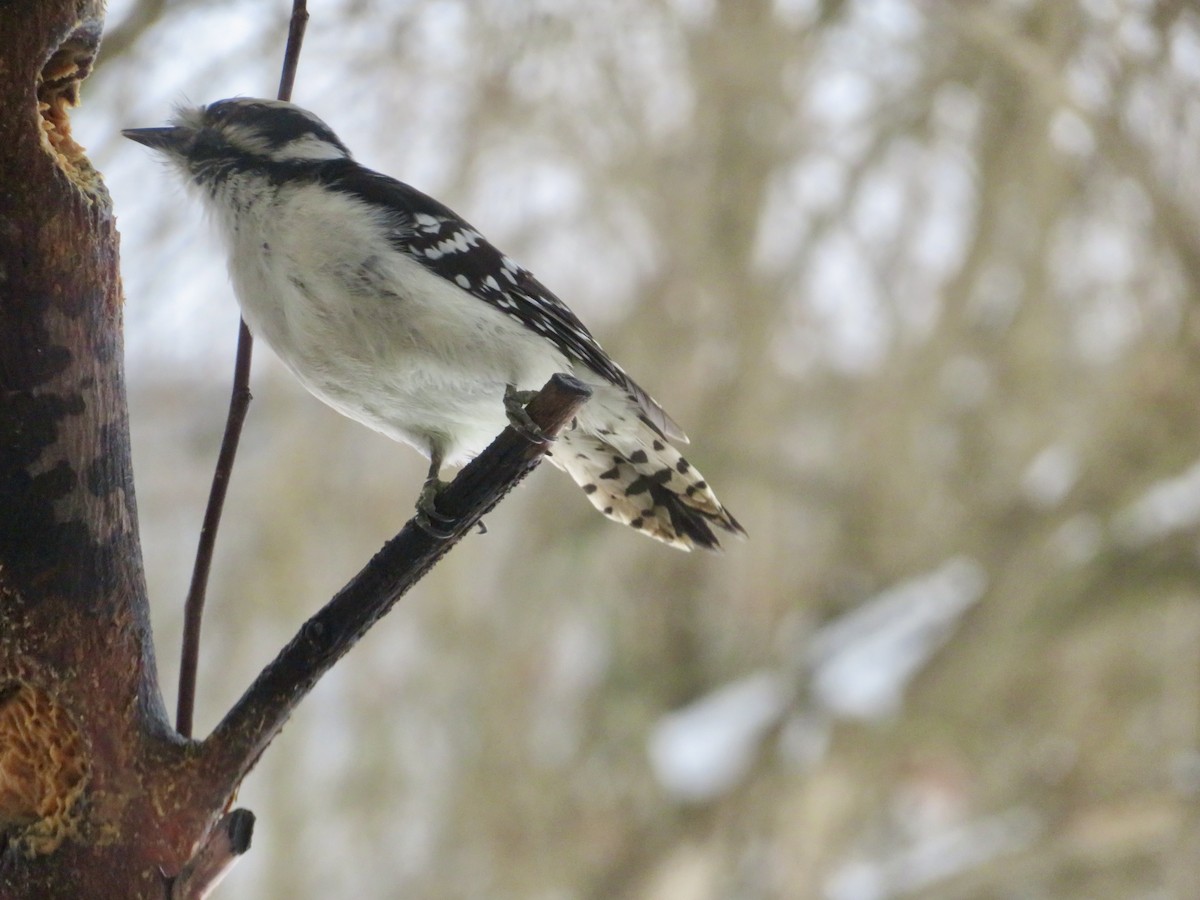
[547,424,745,552]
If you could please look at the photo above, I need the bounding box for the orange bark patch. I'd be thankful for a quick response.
[0,680,90,856]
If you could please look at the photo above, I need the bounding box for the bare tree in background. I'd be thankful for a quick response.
[29,0,1200,897]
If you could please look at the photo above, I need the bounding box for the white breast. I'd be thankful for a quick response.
[211,178,572,464]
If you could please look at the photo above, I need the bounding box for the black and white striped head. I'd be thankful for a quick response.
[123,98,351,187]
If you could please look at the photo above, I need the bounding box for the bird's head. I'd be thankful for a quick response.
[123,98,351,186]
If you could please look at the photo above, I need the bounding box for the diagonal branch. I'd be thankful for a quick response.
[197,374,591,790]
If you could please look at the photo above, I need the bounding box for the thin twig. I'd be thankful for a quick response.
[177,321,254,737]
[199,375,592,791]
[276,0,310,103]
[176,0,309,739]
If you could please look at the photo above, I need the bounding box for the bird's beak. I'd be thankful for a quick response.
[121,126,190,153]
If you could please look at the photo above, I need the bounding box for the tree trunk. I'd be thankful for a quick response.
[0,4,207,896]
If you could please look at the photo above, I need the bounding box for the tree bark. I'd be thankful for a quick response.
[0,3,210,896]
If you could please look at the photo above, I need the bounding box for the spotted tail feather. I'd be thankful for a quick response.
[547,425,745,552]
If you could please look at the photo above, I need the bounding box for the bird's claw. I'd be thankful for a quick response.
[505,384,553,446]
[414,478,458,539]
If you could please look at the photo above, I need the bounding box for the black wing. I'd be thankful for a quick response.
[318,160,686,441]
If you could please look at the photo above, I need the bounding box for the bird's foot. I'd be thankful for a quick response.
[414,477,458,539]
[504,384,554,446]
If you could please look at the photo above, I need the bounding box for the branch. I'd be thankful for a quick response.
[168,809,255,900]
[198,374,592,787]
[177,0,309,738]
[177,321,254,737]
[95,0,167,65]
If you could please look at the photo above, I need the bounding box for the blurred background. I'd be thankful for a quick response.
[76,0,1200,897]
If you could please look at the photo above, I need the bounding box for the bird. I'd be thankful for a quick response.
[123,98,744,551]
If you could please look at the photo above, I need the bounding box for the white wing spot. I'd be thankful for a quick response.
[414,213,441,233]
[424,231,481,260]
[455,274,471,289]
